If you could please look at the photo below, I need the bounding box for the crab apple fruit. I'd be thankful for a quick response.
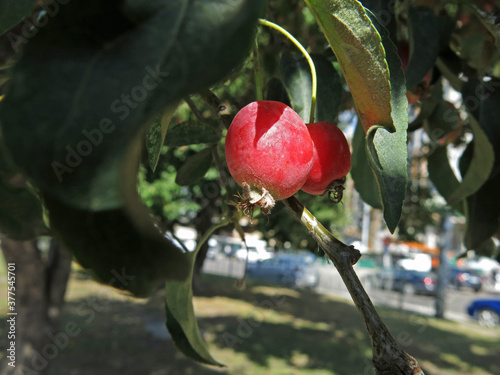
[225,101,314,214]
[300,122,351,198]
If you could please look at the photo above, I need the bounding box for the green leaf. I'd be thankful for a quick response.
[43,194,191,297]
[146,104,178,172]
[280,52,342,124]
[304,0,393,133]
[0,0,264,211]
[405,6,439,89]
[175,148,213,186]
[427,146,465,214]
[165,120,220,148]
[0,0,36,36]
[165,219,231,366]
[461,78,500,252]
[350,121,382,209]
[165,269,222,366]
[265,77,291,106]
[448,115,494,205]
[364,11,409,233]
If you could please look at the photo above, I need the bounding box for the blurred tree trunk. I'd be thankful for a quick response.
[0,237,72,375]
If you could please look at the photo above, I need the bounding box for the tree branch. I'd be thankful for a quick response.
[283,196,424,375]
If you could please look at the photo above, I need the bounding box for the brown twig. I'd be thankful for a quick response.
[283,196,424,375]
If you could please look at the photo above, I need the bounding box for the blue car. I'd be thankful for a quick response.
[246,253,319,288]
[467,299,500,327]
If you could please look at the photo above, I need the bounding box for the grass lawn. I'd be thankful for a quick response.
[1,266,499,375]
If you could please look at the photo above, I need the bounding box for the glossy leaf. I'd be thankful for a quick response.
[405,6,439,89]
[0,0,36,36]
[146,104,178,172]
[0,0,264,211]
[280,52,342,124]
[364,11,409,233]
[350,121,382,209]
[175,148,213,186]
[304,0,393,133]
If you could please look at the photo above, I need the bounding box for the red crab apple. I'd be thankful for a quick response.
[300,122,351,199]
[225,101,314,214]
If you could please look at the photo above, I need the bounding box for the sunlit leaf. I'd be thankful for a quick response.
[364,11,409,233]
[304,0,393,133]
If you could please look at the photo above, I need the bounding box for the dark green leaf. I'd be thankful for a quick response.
[44,194,190,297]
[165,265,222,366]
[165,120,220,148]
[265,77,291,106]
[447,115,494,205]
[405,6,439,89]
[350,121,382,209]
[427,146,465,214]
[365,11,408,233]
[0,0,264,211]
[0,0,36,36]
[461,79,500,252]
[175,148,213,186]
[146,104,177,172]
[280,52,342,124]
[304,0,393,133]
[424,100,461,144]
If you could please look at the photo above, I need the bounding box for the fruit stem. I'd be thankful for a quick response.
[253,36,264,101]
[258,18,317,124]
[283,196,424,375]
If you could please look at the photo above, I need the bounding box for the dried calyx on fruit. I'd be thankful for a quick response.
[225,100,314,216]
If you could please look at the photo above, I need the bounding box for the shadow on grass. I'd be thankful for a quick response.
[195,275,500,375]
[0,273,498,375]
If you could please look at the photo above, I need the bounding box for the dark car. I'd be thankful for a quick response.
[375,269,436,295]
[246,253,319,288]
[448,268,482,292]
[467,299,500,327]
[392,269,437,295]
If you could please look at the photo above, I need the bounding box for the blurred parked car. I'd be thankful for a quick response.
[235,246,273,263]
[467,299,500,327]
[246,253,319,288]
[448,268,482,292]
[374,268,436,295]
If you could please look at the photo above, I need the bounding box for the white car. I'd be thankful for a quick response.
[234,246,273,263]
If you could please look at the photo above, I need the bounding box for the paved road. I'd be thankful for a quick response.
[203,257,499,323]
